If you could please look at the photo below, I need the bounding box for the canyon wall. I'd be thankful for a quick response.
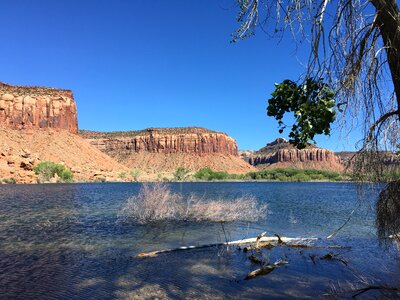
[80,127,239,162]
[246,148,341,165]
[240,138,343,171]
[0,82,78,133]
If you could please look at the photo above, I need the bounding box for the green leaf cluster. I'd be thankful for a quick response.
[267,78,336,149]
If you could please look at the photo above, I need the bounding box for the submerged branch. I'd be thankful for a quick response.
[134,235,351,258]
[245,259,288,280]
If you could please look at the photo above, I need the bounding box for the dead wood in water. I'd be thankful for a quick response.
[320,252,348,266]
[245,259,288,280]
[135,236,319,258]
[134,235,350,258]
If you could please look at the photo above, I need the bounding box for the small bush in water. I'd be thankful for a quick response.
[119,183,267,224]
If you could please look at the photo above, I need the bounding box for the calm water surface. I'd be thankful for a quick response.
[0,182,399,299]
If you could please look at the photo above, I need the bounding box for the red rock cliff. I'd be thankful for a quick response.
[80,127,239,161]
[240,138,343,171]
[0,82,78,134]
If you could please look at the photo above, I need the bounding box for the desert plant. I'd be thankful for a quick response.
[1,178,16,184]
[194,168,229,181]
[34,161,73,183]
[119,183,268,224]
[120,183,185,224]
[173,167,190,181]
[118,171,127,179]
[94,176,106,183]
[130,168,141,181]
[186,194,268,222]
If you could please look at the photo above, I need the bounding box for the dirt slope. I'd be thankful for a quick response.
[125,152,256,174]
[0,126,127,183]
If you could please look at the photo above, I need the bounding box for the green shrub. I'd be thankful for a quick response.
[94,176,106,182]
[118,171,127,179]
[173,167,190,181]
[193,168,241,181]
[33,161,74,183]
[2,178,16,184]
[193,168,221,180]
[130,169,141,181]
[193,167,212,180]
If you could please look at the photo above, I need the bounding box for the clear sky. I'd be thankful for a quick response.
[0,0,360,151]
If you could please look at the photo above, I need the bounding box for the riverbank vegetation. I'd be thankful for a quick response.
[0,178,16,184]
[33,161,74,183]
[191,167,347,182]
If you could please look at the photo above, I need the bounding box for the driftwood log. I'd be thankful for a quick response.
[134,235,344,258]
[245,259,289,280]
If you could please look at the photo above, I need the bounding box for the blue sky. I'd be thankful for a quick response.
[0,0,360,150]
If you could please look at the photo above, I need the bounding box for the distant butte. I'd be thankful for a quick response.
[239,138,344,172]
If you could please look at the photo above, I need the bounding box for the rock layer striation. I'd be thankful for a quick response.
[80,127,239,161]
[240,138,343,171]
[79,127,254,173]
[0,82,78,133]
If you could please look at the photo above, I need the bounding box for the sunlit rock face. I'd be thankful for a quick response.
[239,138,344,171]
[0,82,78,134]
[80,127,239,161]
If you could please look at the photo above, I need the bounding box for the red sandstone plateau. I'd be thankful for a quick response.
[0,82,78,134]
[0,82,255,182]
[0,82,128,183]
[79,128,254,173]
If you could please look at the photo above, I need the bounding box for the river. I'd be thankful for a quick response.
[0,182,399,299]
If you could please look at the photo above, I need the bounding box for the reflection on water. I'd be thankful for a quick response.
[0,182,399,299]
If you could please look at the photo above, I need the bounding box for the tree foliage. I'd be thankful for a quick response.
[233,0,399,154]
[232,0,400,244]
[267,78,336,149]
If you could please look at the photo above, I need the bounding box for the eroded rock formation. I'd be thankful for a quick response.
[0,82,78,133]
[80,127,239,161]
[240,138,343,171]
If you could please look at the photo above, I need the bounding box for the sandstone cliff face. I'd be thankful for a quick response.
[79,127,254,173]
[81,128,239,161]
[240,138,343,171]
[247,148,341,165]
[0,82,78,134]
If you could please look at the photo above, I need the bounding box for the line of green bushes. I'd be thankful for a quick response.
[246,168,345,181]
[191,167,346,182]
[193,167,243,180]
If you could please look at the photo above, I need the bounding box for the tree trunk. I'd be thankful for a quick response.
[371,0,400,120]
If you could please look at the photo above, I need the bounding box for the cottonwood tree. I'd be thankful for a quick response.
[232,0,399,243]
